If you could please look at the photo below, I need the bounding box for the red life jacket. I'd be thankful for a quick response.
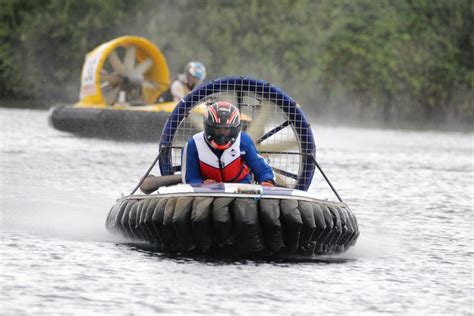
[193,132,250,182]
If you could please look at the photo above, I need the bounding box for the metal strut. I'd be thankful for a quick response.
[129,147,165,195]
[309,155,344,203]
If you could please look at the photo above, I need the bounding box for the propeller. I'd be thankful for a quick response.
[241,101,299,187]
[100,45,157,105]
[176,91,300,188]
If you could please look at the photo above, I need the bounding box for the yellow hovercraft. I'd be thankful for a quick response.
[49,36,177,141]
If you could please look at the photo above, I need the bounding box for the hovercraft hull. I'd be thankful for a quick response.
[49,106,170,141]
[106,184,359,257]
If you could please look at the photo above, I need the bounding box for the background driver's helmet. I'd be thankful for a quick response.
[204,102,241,150]
[185,61,206,88]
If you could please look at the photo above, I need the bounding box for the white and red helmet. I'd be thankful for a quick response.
[204,101,241,150]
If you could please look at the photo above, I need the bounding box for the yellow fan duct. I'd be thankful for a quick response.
[76,36,170,108]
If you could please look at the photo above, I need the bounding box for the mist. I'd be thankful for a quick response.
[1,187,122,242]
[2,1,471,130]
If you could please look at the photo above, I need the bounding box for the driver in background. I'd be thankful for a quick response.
[181,101,276,186]
[157,61,206,102]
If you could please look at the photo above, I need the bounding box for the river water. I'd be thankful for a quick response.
[1,108,472,314]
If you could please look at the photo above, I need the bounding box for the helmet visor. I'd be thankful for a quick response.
[213,127,231,136]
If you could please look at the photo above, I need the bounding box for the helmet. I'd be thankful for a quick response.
[204,102,241,150]
[185,61,206,88]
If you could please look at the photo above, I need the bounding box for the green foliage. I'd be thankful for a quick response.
[0,0,472,126]
[0,0,144,101]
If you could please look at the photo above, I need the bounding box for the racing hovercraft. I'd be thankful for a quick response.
[49,36,175,140]
[105,77,359,257]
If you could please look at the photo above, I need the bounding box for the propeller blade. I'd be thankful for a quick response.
[188,112,204,130]
[142,79,158,90]
[108,51,124,75]
[134,58,153,75]
[100,81,111,89]
[257,139,298,152]
[124,46,136,72]
[274,173,287,186]
[100,73,121,86]
[246,104,272,141]
[103,86,120,105]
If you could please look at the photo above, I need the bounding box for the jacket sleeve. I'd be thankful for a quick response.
[241,132,275,183]
[181,138,203,184]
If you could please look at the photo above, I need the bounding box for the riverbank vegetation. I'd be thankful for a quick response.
[1,0,472,128]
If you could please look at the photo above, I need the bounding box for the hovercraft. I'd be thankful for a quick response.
[49,36,175,140]
[105,77,359,257]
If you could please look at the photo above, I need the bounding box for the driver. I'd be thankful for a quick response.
[181,101,276,186]
[157,61,206,103]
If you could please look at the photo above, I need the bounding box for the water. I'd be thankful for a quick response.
[1,108,472,314]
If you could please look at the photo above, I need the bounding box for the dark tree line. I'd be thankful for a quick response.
[0,0,472,127]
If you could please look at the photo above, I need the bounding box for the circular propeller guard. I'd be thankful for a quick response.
[159,77,316,191]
